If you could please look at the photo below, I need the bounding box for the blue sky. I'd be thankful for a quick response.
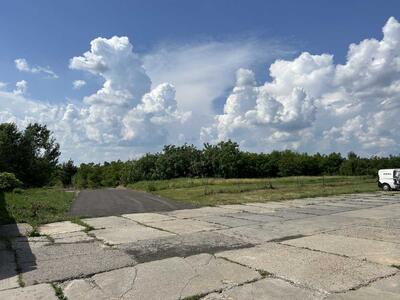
[1,1,400,162]
[0,0,397,102]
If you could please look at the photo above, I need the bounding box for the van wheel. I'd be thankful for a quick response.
[382,184,391,191]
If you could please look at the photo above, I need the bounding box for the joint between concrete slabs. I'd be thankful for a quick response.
[119,215,178,235]
[216,253,330,296]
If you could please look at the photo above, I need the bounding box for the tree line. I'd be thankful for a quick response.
[72,142,400,189]
[1,122,400,189]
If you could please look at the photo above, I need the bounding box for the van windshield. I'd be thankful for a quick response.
[394,170,400,178]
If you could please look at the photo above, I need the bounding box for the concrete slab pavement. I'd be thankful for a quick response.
[1,191,399,299]
[216,243,398,293]
[0,283,57,300]
[63,253,261,300]
[283,234,400,266]
[204,277,325,300]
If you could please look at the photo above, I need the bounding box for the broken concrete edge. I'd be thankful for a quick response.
[69,218,95,232]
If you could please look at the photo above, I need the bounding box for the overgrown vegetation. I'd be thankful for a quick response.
[0,188,75,227]
[72,141,399,188]
[129,176,377,206]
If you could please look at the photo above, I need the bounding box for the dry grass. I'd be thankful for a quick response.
[129,176,378,206]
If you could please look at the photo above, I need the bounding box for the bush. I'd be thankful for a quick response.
[0,172,22,191]
[12,187,24,194]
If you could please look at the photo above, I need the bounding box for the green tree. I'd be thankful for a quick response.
[59,159,78,187]
[22,123,61,186]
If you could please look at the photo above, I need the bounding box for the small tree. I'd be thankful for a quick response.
[59,160,78,187]
[0,172,22,191]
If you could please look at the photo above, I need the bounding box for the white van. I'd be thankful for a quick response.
[378,169,400,191]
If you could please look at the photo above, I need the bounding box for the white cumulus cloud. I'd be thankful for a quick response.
[3,17,400,161]
[201,17,400,156]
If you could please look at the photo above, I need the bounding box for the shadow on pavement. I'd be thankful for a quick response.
[0,191,36,285]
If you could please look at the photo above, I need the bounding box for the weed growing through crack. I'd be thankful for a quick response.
[71,218,95,232]
[52,283,67,300]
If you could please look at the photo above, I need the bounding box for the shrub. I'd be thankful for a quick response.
[0,172,22,191]
[12,187,24,194]
[146,183,156,192]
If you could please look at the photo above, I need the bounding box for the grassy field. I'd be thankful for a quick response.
[0,188,75,227]
[129,176,378,206]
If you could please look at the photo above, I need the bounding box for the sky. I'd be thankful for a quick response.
[1,0,400,162]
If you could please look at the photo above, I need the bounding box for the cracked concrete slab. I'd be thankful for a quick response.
[285,207,336,216]
[122,212,176,223]
[361,218,400,229]
[51,231,94,243]
[63,253,261,300]
[203,277,325,300]
[0,223,33,238]
[11,236,50,250]
[222,212,283,223]
[263,210,315,220]
[92,223,175,245]
[149,218,226,234]
[326,274,400,299]
[219,204,276,214]
[118,231,254,263]
[321,201,376,209]
[241,202,294,209]
[283,234,400,266]
[0,250,19,291]
[194,214,261,227]
[216,243,397,293]
[304,204,356,213]
[164,206,236,219]
[219,214,367,244]
[0,283,57,299]
[38,221,85,235]
[82,216,137,229]
[216,224,285,244]
[327,225,400,244]
[329,201,378,209]
[17,241,135,285]
[334,204,400,220]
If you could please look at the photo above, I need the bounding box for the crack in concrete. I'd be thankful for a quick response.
[119,267,138,299]
[119,216,178,235]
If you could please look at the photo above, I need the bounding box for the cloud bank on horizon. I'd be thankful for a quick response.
[1,17,400,162]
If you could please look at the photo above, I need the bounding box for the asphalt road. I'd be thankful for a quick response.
[68,188,194,217]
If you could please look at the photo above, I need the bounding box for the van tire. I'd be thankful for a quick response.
[382,184,391,191]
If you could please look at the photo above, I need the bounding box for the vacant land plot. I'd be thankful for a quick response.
[0,188,75,227]
[129,176,378,206]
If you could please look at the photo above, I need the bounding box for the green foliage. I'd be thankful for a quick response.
[0,123,60,187]
[73,161,125,189]
[71,142,400,189]
[12,187,24,194]
[58,159,78,187]
[0,188,75,226]
[0,172,22,191]
[129,176,377,207]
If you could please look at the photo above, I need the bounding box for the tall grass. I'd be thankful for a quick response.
[129,176,377,206]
